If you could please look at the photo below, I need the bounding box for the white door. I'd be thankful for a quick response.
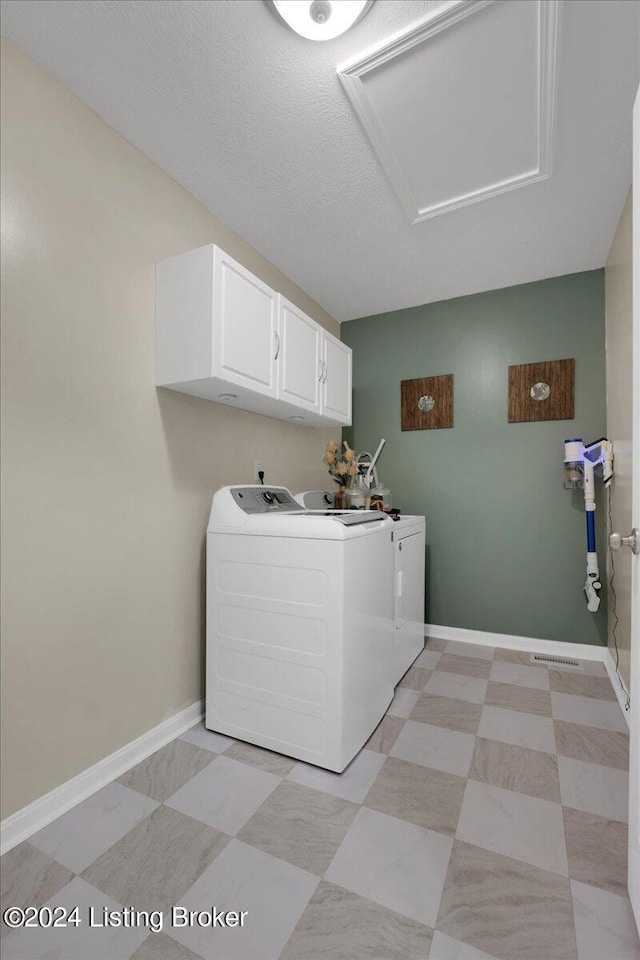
[322,333,352,424]
[212,247,278,397]
[277,296,322,414]
[628,84,640,932]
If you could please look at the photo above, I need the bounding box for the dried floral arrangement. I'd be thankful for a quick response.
[323,440,359,486]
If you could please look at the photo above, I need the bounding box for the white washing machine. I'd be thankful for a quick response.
[206,485,396,771]
[294,492,426,685]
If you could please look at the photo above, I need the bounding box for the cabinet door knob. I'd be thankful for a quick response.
[273,331,281,360]
[322,361,328,384]
[318,357,324,381]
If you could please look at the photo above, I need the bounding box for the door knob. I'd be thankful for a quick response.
[609,528,640,555]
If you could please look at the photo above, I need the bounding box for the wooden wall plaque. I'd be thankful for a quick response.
[401,374,453,431]
[508,358,574,423]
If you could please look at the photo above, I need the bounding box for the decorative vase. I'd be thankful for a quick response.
[333,486,347,509]
[345,473,367,509]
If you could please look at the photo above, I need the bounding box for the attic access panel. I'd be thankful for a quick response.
[338,0,558,223]
[508,358,575,422]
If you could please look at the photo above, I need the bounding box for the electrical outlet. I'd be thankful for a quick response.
[253,459,265,482]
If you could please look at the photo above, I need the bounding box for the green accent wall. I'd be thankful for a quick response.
[342,270,607,646]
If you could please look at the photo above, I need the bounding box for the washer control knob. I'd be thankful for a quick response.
[262,491,275,504]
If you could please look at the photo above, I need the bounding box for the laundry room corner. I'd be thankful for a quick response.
[342,270,608,648]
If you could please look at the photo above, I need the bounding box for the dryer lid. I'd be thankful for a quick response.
[302,511,382,526]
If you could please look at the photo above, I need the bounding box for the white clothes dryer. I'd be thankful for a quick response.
[294,492,426,684]
[392,515,426,681]
[206,485,396,772]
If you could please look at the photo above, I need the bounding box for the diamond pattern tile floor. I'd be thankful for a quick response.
[166,754,281,834]
[1,637,636,960]
[551,691,629,732]
[29,782,159,873]
[81,805,229,913]
[286,749,385,803]
[571,879,640,960]
[411,691,483,734]
[391,719,476,776]
[478,703,557,753]
[456,779,569,875]
[424,669,488,703]
[484,679,553,716]
[117,739,216,802]
[0,843,73,936]
[324,806,453,926]
[387,685,421,718]
[554,719,630,769]
[436,840,578,960]
[489,659,551,690]
[558,755,629,823]
[468,736,561,802]
[236,781,358,874]
[1,877,150,959]
[280,879,432,960]
[171,840,318,960]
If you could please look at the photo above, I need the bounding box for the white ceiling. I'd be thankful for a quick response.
[1,0,638,322]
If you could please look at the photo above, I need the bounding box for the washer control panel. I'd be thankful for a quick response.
[231,486,300,514]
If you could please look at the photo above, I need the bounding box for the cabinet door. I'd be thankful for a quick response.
[322,333,352,424]
[212,247,278,397]
[277,296,322,414]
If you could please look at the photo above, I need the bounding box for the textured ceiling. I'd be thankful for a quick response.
[1,0,638,322]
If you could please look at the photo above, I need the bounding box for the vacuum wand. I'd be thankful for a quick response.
[564,438,613,613]
[365,438,386,485]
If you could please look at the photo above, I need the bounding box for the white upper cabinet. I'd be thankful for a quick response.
[322,332,352,424]
[156,243,351,426]
[156,244,278,400]
[277,295,322,415]
[212,247,278,398]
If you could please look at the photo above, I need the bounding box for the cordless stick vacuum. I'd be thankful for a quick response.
[564,438,614,612]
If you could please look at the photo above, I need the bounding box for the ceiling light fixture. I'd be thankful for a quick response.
[270,1,374,42]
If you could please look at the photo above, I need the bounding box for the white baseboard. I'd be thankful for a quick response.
[0,700,204,857]
[425,623,609,662]
[603,649,631,729]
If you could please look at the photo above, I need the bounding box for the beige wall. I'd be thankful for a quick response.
[605,188,633,691]
[0,38,341,819]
